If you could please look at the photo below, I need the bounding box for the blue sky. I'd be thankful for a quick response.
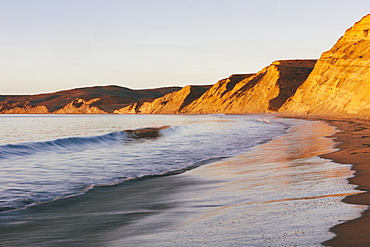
[1,0,370,95]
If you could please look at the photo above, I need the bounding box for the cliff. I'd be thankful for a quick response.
[179,74,253,114]
[114,85,211,114]
[0,86,181,114]
[53,98,107,114]
[281,14,370,117]
[4,14,370,117]
[181,60,316,114]
[0,101,49,114]
[114,60,315,115]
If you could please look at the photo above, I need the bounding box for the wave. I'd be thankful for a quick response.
[0,126,171,159]
[0,155,229,213]
[0,118,287,214]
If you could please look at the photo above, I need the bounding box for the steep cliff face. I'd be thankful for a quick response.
[179,74,253,114]
[281,14,370,117]
[53,98,108,114]
[114,85,211,114]
[181,60,316,114]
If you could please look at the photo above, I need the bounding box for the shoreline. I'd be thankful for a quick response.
[1,114,369,245]
[303,117,370,246]
[0,116,360,246]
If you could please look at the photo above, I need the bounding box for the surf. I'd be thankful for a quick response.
[0,115,286,213]
[0,125,171,159]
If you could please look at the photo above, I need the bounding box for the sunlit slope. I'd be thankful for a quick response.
[281,14,370,117]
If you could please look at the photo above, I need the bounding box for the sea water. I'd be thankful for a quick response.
[0,114,366,246]
[0,114,284,212]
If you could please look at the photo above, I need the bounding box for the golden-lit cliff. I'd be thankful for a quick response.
[53,98,108,114]
[179,74,254,114]
[181,60,316,114]
[0,101,49,114]
[281,14,370,117]
[114,85,211,114]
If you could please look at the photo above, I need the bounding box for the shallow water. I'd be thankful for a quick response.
[0,114,283,212]
[0,115,366,246]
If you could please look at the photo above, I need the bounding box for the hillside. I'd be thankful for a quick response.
[181,60,316,114]
[0,86,181,114]
[112,59,315,115]
[114,85,211,114]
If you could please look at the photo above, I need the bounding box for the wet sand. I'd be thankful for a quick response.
[315,118,370,246]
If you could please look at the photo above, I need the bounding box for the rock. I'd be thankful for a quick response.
[114,85,211,114]
[0,101,50,114]
[181,60,316,114]
[280,14,370,117]
[124,126,170,139]
[53,98,107,114]
[180,74,253,114]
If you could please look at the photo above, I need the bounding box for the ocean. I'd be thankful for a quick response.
[0,114,366,246]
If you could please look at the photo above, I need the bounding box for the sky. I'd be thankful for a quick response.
[1,0,370,95]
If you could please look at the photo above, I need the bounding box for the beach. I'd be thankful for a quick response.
[316,118,370,246]
[0,116,366,246]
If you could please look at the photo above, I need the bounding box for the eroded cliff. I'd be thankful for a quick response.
[281,14,370,117]
[114,85,211,114]
[0,101,49,114]
[181,60,316,114]
[53,98,108,114]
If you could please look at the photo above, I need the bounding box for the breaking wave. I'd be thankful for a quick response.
[0,126,171,159]
[0,116,287,213]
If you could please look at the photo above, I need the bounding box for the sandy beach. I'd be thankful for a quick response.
[314,118,370,246]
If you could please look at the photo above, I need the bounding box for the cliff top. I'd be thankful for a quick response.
[341,14,370,42]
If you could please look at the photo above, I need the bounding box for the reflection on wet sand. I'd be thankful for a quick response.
[116,119,366,246]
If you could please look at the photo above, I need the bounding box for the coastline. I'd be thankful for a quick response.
[304,117,370,246]
[0,116,363,246]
